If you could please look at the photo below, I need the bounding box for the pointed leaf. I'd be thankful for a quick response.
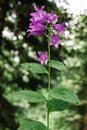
[50,87,80,104]
[17,119,51,130]
[48,99,70,113]
[48,60,66,71]
[9,90,46,103]
[22,63,48,74]
[19,118,34,125]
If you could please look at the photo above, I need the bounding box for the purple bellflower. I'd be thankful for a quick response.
[27,22,46,36]
[35,51,49,64]
[50,34,63,48]
[30,5,48,23]
[47,11,58,24]
[53,22,67,35]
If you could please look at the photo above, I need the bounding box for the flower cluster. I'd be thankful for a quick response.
[27,6,48,36]
[27,5,67,64]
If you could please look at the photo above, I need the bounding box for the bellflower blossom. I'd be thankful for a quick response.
[27,22,46,36]
[30,5,48,23]
[47,11,58,24]
[50,34,63,48]
[35,51,49,64]
[53,22,67,35]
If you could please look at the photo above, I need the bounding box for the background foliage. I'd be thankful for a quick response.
[0,0,87,130]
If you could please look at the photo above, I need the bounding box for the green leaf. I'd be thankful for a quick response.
[19,118,34,125]
[48,99,70,113]
[50,87,80,104]
[48,60,66,71]
[22,63,48,74]
[17,119,51,130]
[9,90,46,103]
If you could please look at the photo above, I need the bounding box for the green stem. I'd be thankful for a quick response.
[47,37,51,128]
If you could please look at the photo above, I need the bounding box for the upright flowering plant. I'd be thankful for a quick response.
[11,5,80,130]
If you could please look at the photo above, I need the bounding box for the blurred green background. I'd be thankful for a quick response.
[0,0,87,130]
